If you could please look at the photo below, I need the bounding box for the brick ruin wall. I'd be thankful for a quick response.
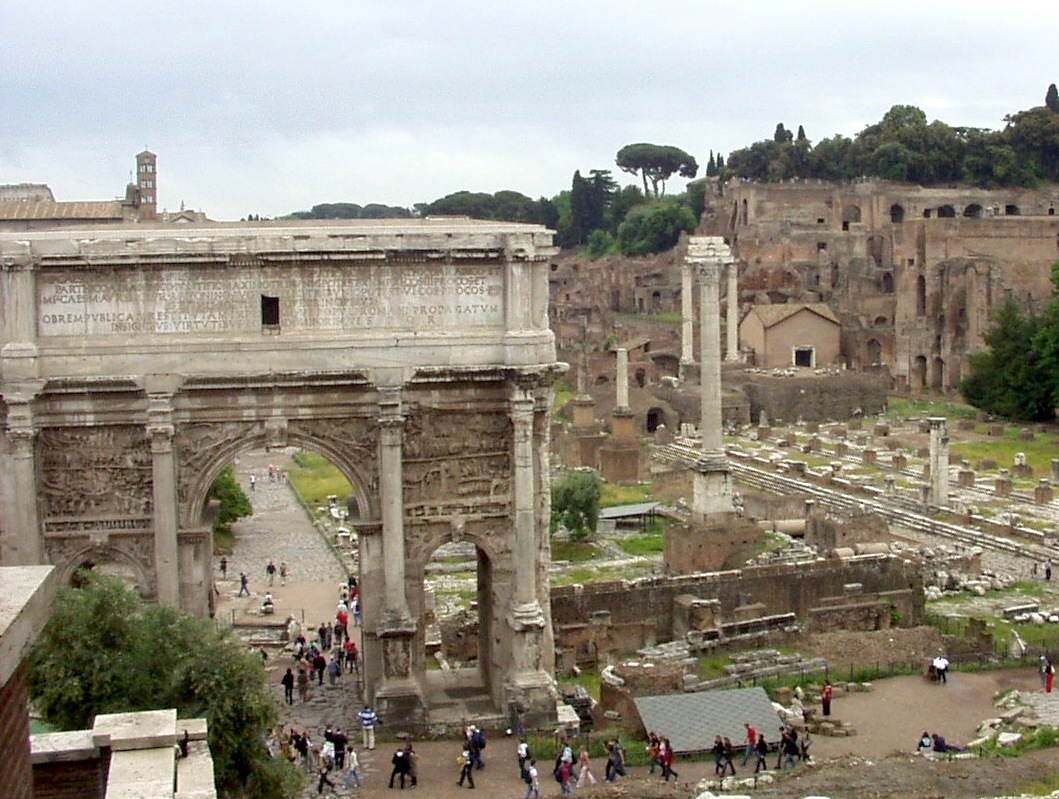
[551,555,923,665]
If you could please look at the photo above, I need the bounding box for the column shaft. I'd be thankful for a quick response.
[681,264,694,365]
[615,348,629,410]
[698,263,723,454]
[726,262,739,361]
[512,394,538,608]
[7,431,42,564]
[379,416,410,620]
[150,427,180,606]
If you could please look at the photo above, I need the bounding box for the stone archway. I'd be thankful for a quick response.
[0,220,563,731]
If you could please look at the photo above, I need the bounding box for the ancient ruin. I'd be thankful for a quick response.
[0,219,562,727]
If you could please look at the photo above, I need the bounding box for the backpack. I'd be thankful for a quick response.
[472,730,485,750]
[554,767,563,783]
[522,769,532,785]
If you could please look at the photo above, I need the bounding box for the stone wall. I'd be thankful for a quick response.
[32,758,107,799]
[551,555,923,663]
[731,372,888,423]
[663,516,763,573]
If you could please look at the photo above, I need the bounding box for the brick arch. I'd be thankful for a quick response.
[53,543,154,597]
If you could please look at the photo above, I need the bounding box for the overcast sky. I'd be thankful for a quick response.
[1,1,1054,220]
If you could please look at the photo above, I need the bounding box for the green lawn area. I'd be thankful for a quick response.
[618,531,664,557]
[552,380,574,418]
[950,428,1059,475]
[550,540,603,562]
[885,396,978,420]
[600,482,652,507]
[286,451,352,511]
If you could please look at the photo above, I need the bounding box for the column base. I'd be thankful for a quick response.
[679,360,699,383]
[505,671,559,731]
[691,455,733,518]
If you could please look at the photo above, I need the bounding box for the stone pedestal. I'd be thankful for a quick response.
[862,449,876,466]
[611,407,636,442]
[891,453,907,471]
[806,422,819,434]
[599,444,640,484]
[692,455,732,519]
[809,435,822,452]
[570,396,596,430]
[957,469,976,488]
[835,442,848,457]
[757,426,771,440]
[1013,464,1034,480]
[873,423,890,437]
[995,470,1013,497]
[1035,480,1054,505]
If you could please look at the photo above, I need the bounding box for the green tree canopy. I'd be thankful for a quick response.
[28,574,302,799]
[551,470,601,539]
[615,143,699,198]
[208,465,253,537]
[960,299,1054,421]
[616,199,697,256]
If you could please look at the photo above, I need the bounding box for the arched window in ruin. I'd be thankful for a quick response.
[914,355,928,389]
[890,204,905,223]
[931,357,945,391]
[1005,205,1020,216]
[866,339,883,364]
[873,315,889,327]
[637,297,644,313]
[881,272,894,294]
[923,209,932,219]
[842,205,862,224]
[651,291,661,310]
[938,205,955,218]
[741,198,749,225]
[596,375,609,385]
[916,275,927,316]
[645,407,666,433]
[963,203,982,219]
[634,367,646,388]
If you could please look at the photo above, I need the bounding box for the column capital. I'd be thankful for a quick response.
[509,601,546,631]
[148,424,175,453]
[694,260,724,286]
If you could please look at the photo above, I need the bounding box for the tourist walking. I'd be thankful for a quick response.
[933,654,949,684]
[297,666,310,702]
[1040,655,1050,689]
[660,736,679,781]
[648,731,662,774]
[1046,657,1055,693]
[266,559,276,586]
[604,738,626,782]
[219,556,228,579]
[238,572,250,597]
[316,760,336,795]
[279,561,288,585]
[326,655,341,686]
[821,679,833,715]
[754,734,769,773]
[389,746,411,789]
[280,668,294,705]
[741,722,757,765]
[457,748,475,788]
[576,745,596,787]
[722,736,736,776]
[404,742,418,788]
[357,705,378,750]
[343,747,362,789]
[522,759,540,799]
[517,737,531,778]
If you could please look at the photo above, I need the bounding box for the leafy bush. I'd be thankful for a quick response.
[28,574,303,799]
[616,201,696,256]
[551,471,602,539]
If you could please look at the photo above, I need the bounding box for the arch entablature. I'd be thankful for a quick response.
[50,541,154,597]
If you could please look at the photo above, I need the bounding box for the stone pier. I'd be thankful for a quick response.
[600,347,639,483]
[680,261,695,379]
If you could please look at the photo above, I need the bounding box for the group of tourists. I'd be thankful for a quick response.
[646,731,679,781]
[916,731,966,754]
[267,724,362,795]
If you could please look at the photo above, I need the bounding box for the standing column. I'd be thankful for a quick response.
[928,417,949,507]
[726,261,739,361]
[615,348,630,410]
[686,237,733,518]
[510,387,544,619]
[680,262,695,374]
[148,422,179,606]
[1,395,42,565]
[378,394,411,625]
[698,260,724,455]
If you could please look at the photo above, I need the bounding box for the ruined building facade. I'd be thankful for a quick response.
[702,180,1059,391]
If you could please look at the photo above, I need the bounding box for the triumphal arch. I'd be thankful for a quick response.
[0,220,561,725]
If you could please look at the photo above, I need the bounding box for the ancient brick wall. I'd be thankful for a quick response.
[550,556,923,657]
[0,663,32,799]
[32,759,107,799]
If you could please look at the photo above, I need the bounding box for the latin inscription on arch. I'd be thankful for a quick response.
[37,264,503,337]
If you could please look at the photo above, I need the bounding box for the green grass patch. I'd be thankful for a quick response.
[287,451,353,511]
[552,564,641,586]
[697,652,732,680]
[618,532,664,557]
[550,540,604,563]
[947,430,1059,476]
[885,397,978,420]
[563,671,602,702]
[600,483,652,508]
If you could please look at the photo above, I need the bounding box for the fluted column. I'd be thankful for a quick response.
[698,261,724,454]
[928,417,949,508]
[615,348,630,411]
[510,386,544,620]
[726,261,739,361]
[686,237,733,518]
[1,393,42,565]
[378,394,411,624]
[680,262,694,370]
[149,419,179,606]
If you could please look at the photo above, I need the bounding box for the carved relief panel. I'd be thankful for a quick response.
[38,426,153,522]
[175,421,258,514]
[402,408,513,524]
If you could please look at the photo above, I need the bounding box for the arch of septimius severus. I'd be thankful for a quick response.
[0,220,561,726]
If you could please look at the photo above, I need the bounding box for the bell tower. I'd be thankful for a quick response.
[136,150,157,220]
